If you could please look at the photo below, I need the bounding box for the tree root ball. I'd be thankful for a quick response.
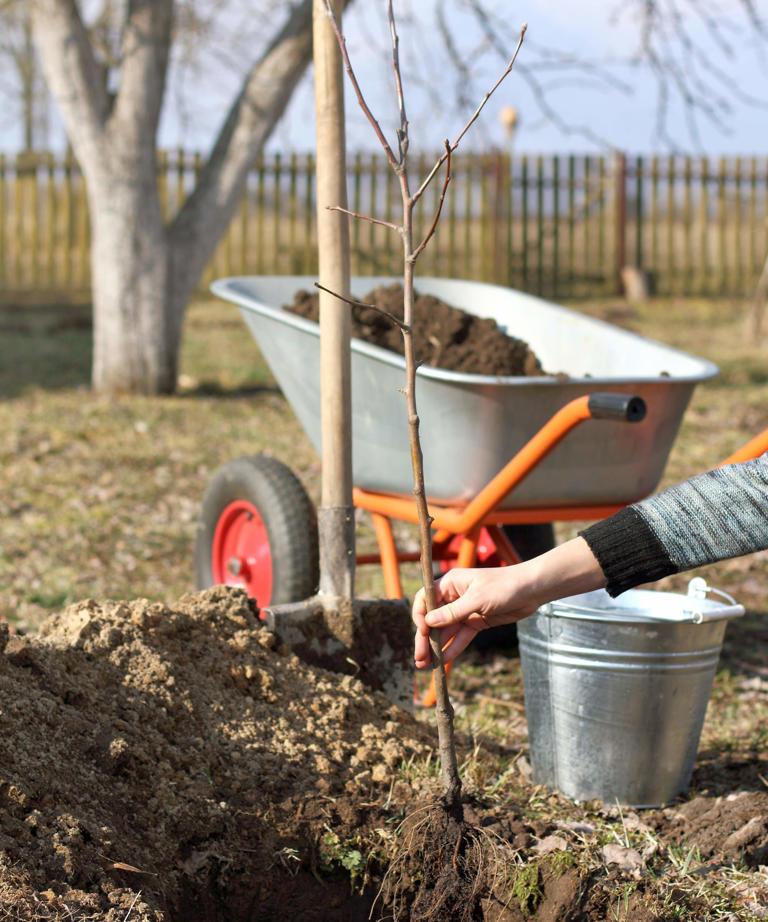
[381,801,516,922]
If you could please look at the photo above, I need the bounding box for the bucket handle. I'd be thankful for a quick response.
[540,578,744,624]
[684,577,745,623]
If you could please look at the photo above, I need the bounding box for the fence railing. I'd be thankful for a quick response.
[1,149,766,301]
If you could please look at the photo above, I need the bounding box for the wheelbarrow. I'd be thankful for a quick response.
[195,276,720,691]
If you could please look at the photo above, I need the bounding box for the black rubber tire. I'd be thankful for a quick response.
[195,454,319,606]
[471,522,555,653]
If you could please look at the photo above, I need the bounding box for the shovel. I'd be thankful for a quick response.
[264,0,412,709]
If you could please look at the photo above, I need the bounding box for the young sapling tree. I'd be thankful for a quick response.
[318,8,527,916]
[321,0,525,817]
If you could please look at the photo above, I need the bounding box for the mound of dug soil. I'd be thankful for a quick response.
[1,586,766,921]
[286,284,545,377]
[0,587,434,921]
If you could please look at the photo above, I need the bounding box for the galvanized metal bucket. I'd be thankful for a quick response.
[517,578,744,807]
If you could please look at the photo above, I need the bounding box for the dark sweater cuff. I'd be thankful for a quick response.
[579,506,678,597]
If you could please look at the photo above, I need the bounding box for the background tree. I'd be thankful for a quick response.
[28,0,344,395]
[23,0,768,395]
[421,0,768,151]
[0,1,51,150]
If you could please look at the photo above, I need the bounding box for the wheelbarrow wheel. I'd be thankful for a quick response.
[195,455,319,610]
[471,523,555,653]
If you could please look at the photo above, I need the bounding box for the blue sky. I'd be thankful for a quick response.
[262,0,768,155]
[197,0,768,156]
[8,1,768,155]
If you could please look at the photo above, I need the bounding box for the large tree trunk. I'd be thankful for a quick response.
[88,161,177,394]
[30,0,340,395]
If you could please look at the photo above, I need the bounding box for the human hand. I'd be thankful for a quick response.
[411,566,540,669]
[411,538,606,669]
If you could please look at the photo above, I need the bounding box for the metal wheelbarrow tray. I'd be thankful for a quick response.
[211,276,717,509]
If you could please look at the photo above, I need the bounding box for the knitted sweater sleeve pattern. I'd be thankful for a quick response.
[580,453,768,596]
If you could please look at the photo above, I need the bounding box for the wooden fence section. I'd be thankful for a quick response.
[1,149,767,301]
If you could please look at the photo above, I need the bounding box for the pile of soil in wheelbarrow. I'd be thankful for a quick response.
[1,585,766,921]
[286,283,546,377]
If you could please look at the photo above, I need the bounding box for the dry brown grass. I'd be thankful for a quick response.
[1,289,767,919]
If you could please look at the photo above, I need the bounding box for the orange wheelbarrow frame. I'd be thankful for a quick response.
[351,393,768,706]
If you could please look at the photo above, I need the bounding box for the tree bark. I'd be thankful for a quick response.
[30,0,350,395]
[88,163,176,394]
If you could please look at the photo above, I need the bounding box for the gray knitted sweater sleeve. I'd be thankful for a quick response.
[579,453,768,596]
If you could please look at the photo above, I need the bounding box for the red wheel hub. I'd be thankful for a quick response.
[212,500,273,606]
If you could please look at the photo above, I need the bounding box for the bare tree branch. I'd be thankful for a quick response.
[455,0,768,151]
[411,139,451,262]
[435,4,473,109]
[522,40,633,93]
[326,205,402,233]
[313,281,410,331]
[466,1,618,148]
[387,0,408,162]
[412,23,526,205]
[322,0,399,169]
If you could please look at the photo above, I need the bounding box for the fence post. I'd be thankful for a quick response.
[614,150,627,295]
[492,151,509,285]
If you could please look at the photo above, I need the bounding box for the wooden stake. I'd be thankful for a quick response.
[313,0,354,599]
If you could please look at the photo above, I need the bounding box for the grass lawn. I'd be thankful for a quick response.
[1,288,768,917]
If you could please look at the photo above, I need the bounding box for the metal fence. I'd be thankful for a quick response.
[1,148,766,301]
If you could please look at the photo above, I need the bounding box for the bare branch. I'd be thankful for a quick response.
[435,4,473,109]
[468,3,618,148]
[735,0,768,37]
[387,0,408,163]
[663,0,767,117]
[412,23,526,206]
[522,40,633,94]
[323,0,399,169]
[449,26,527,148]
[326,204,402,234]
[411,140,451,263]
[464,0,767,151]
[517,64,617,150]
[313,282,410,332]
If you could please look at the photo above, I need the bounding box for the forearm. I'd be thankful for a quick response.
[581,454,768,596]
[522,536,607,607]
[414,536,607,667]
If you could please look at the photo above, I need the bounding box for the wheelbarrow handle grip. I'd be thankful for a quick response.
[587,393,646,422]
